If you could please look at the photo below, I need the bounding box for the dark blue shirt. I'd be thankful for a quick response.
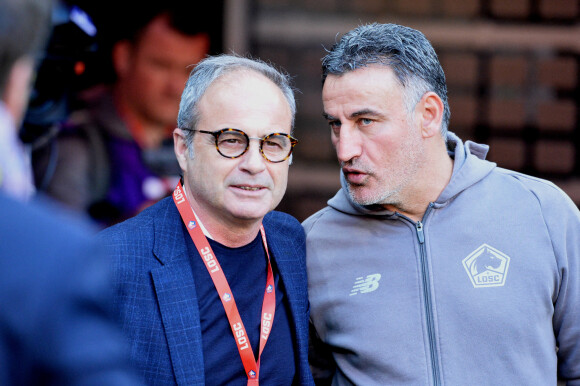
[189,232,296,385]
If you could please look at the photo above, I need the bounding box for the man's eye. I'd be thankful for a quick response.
[360,118,372,126]
[328,121,341,130]
[218,137,245,147]
[263,139,283,150]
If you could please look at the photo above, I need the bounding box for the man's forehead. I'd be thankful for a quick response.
[203,69,290,114]
[323,66,402,101]
[196,69,292,131]
[215,68,268,86]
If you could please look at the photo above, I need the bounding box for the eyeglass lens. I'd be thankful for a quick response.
[217,130,293,162]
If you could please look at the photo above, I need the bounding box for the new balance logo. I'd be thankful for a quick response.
[462,244,510,288]
[350,274,382,296]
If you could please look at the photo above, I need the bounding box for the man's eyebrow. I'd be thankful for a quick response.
[350,109,382,118]
[323,109,383,121]
[322,112,336,121]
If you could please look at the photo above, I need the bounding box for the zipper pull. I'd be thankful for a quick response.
[416,221,425,244]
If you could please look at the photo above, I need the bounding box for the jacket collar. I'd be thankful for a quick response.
[151,198,205,385]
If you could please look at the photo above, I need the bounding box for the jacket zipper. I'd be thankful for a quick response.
[415,204,441,386]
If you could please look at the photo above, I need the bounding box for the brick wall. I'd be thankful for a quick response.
[237,0,580,220]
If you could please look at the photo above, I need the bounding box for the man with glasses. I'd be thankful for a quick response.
[99,54,314,385]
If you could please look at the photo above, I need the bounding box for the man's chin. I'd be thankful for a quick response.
[228,204,271,223]
[349,193,372,206]
[347,186,387,207]
[347,185,368,203]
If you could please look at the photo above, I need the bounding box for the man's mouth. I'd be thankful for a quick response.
[342,168,368,185]
[232,184,265,192]
[238,186,261,191]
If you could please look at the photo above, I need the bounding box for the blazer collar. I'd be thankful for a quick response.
[152,197,188,266]
[150,198,205,385]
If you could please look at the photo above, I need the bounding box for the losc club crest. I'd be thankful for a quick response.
[222,293,232,302]
[188,221,197,229]
[266,284,273,293]
[462,244,510,288]
[248,370,257,379]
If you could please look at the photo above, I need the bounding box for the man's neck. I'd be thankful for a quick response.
[137,123,168,150]
[203,220,262,248]
[384,144,454,222]
[183,186,263,248]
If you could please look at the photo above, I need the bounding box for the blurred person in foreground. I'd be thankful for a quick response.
[33,4,211,226]
[99,54,314,385]
[303,23,580,385]
[0,0,142,384]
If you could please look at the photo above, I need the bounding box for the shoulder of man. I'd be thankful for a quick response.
[100,196,169,232]
[4,193,97,240]
[31,100,112,206]
[264,210,303,233]
[301,205,337,236]
[98,196,177,244]
[494,167,578,214]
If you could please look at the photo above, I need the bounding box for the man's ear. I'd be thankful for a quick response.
[417,91,444,138]
[112,40,133,78]
[173,128,190,173]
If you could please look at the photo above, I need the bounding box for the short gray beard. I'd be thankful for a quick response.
[346,122,424,209]
[347,182,403,208]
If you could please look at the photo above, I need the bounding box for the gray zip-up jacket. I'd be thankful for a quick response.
[303,133,580,385]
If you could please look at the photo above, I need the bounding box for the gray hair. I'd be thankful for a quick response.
[322,23,450,137]
[177,54,296,150]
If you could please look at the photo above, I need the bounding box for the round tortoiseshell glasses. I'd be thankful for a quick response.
[182,128,298,163]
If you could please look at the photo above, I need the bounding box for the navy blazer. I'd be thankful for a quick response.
[100,197,314,385]
[0,193,141,385]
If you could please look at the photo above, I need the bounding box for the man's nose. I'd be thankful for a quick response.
[334,126,363,163]
[239,139,267,174]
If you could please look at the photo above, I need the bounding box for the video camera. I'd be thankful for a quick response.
[20,0,97,145]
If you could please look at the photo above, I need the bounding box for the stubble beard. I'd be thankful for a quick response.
[346,129,425,209]
[346,175,404,208]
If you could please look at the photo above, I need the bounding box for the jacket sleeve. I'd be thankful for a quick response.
[543,189,580,384]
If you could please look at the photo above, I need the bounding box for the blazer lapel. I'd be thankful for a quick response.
[150,200,205,386]
[262,216,309,378]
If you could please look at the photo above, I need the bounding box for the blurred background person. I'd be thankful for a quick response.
[0,0,42,199]
[32,3,214,227]
[0,0,142,384]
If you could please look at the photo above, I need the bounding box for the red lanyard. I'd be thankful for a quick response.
[173,182,276,385]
